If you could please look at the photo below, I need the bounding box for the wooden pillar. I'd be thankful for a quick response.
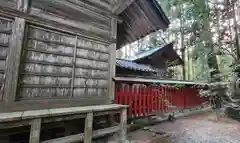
[3,18,26,103]
[3,0,28,104]
[119,108,127,143]
[108,18,118,103]
[29,119,42,143]
[84,112,93,143]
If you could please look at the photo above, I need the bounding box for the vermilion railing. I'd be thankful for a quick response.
[115,82,209,118]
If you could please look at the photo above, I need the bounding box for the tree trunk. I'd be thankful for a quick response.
[205,0,221,82]
[232,0,240,59]
[180,4,186,80]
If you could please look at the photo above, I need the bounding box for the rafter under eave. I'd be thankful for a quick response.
[112,0,135,15]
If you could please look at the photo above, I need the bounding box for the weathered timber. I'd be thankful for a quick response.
[43,110,120,124]
[17,0,29,13]
[41,126,121,143]
[3,18,26,103]
[24,48,108,63]
[24,59,108,71]
[84,0,112,12]
[0,29,12,35]
[120,108,127,143]
[70,36,77,97]
[84,112,93,143]
[0,0,116,107]
[29,118,41,143]
[0,43,9,47]
[27,37,109,54]
[20,84,108,89]
[1,97,109,112]
[108,18,117,103]
[22,72,107,79]
[0,104,128,122]
[31,0,111,26]
[112,0,135,15]
[66,0,118,19]
[0,7,114,44]
[0,105,128,142]
[0,0,18,10]
[29,8,110,39]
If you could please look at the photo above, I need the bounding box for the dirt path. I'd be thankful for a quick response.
[125,111,240,143]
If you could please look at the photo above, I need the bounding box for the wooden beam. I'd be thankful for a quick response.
[112,0,135,15]
[119,108,127,143]
[29,118,42,143]
[42,126,120,143]
[3,17,26,103]
[133,2,154,34]
[85,0,112,12]
[108,18,117,103]
[84,112,93,143]
[0,6,114,45]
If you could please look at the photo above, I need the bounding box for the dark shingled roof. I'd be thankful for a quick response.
[131,42,184,66]
[116,59,156,72]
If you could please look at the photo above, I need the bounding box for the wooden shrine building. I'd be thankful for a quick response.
[116,42,183,78]
[0,0,170,142]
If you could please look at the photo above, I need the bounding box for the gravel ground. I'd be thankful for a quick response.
[122,111,240,143]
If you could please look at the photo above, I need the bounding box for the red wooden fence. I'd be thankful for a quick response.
[115,83,209,118]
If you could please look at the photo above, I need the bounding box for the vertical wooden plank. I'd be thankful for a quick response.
[160,86,164,113]
[124,84,128,105]
[84,112,93,143]
[155,87,158,112]
[133,85,137,117]
[108,18,117,103]
[147,86,151,114]
[166,87,169,113]
[128,85,132,117]
[71,36,78,97]
[3,17,26,104]
[152,87,156,112]
[29,118,41,143]
[119,108,127,143]
[17,0,29,12]
[119,85,123,104]
[115,83,119,104]
[138,86,142,116]
[163,86,166,113]
[143,86,147,115]
[157,86,161,112]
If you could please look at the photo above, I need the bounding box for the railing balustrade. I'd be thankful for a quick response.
[114,77,209,118]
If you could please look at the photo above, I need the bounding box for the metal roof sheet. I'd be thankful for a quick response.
[116,59,156,72]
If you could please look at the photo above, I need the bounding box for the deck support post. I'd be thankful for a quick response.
[29,118,42,143]
[119,108,127,143]
[84,112,93,143]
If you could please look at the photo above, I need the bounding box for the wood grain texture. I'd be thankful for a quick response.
[29,118,41,143]
[3,18,25,103]
[0,17,12,101]
[0,0,18,10]
[18,25,110,100]
[108,18,117,103]
[0,0,113,106]
[84,112,93,143]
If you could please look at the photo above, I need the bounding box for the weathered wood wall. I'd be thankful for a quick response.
[0,0,118,111]
[0,17,13,101]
